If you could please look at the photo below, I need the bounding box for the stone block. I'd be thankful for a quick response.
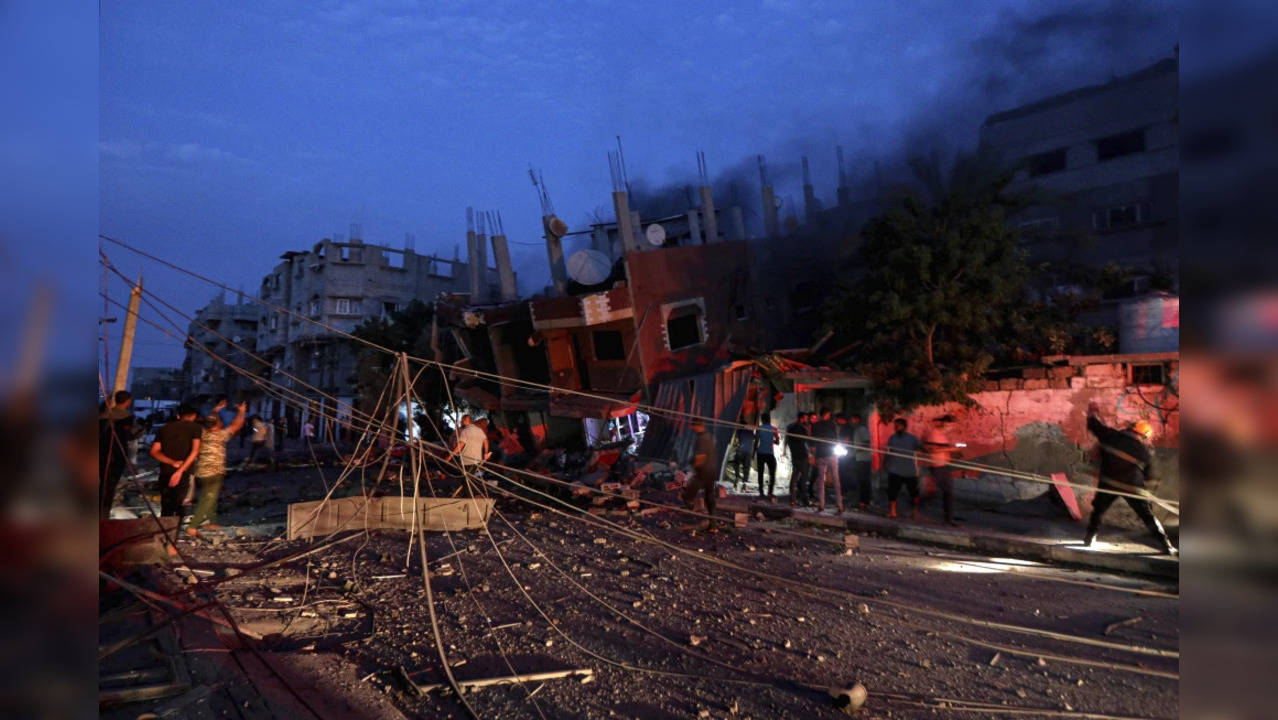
[843,534,860,551]
[982,381,1001,392]
[1069,377,1086,389]
[1049,366,1075,379]
[734,513,749,529]
[1023,367,1047,379]
[1087,374,1124,389]
[1050,379,1070,390]
[1023,378,1048,390]
[1083,363,1121,378]
[998,378,1022,391]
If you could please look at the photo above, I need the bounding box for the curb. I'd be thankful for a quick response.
[717,497,1177,580]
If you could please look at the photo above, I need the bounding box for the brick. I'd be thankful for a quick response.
[1083,363,1121,378]
[1050,379,1070,389]
[998,378,1022,390]
[982,381,1001,392]
[843,534,860,550]
[734,513,749,529]
[1023,378,1048,390]
[1049,366,1075,379]
[1023,367,1047,379]
[1069,376,1086,389]
[1087,375,1124,389]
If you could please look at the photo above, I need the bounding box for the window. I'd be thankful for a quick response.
[1092,202,1150,230]
[384,250,405,269]
[382,301,399,318]
[309,298,321,316]
[1095,129,1146,161]
[592,330,626,361]
[1130,363,1166,385]
[666,310,703,350]
[269,315,278,331]
[273,274,281,290]
[1027,148,1067,176]
[335,298,359,315]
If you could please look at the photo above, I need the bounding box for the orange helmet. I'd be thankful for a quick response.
[1130,419,1153,439]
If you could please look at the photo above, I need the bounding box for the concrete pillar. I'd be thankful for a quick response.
[686,209,701,246]
[543,215,568,295]
[491,234,518,302]
[699,186,718,243]
[731,206,746,241]
[761,186,779,239]
[467,229,481,304]
[475,231,489,302]
[613,191,639,254]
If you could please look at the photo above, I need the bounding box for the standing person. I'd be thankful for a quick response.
[448,414,490,474]
[922,415,962,525]
[835,413,854,503]
[98,390,138,516]
[187,399,247,536]
[784,413,810,506]
[149,404,204,518]
[274,416,287,452]
[884,418,922,519]
[755,412,779,502]
[681,420,720,531]
[244,416,274,469]
[731,426,753,491]
[302,419,316,442]
[1083,401,1176,554]
[849,413,874,509]
[812,408,844,514]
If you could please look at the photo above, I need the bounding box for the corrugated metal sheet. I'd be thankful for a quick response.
[636,366,751,471]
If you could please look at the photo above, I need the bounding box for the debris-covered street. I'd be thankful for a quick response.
[100,467,1178,719]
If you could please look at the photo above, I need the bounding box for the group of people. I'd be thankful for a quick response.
[728,408,965,523]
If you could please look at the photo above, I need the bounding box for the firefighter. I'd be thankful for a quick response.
[1083,400,1177,555]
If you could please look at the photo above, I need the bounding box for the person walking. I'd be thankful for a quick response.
[784,413,811,506]
[922,415,962,525]
[1083,401,1177,554]
[99,390,138,516]
[884,418,922,520]
[755,412,779,502]
[849,413,874,509]
[187,399,247,536]
[149,404,204,518]
[812,408,843,514]
[681,420,721,532]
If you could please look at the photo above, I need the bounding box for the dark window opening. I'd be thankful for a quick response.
[1093,202,1150,231]
[1096,129,1146,161]
[734,303,748,320]
[1130,363,1166,385]
[592,330,626,361]
[667,312,702,350]
[1027,148,1067,176]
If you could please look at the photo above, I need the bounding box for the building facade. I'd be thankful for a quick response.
[252,237,504,436]
[979,56,1179,287]
[182,293,261,402]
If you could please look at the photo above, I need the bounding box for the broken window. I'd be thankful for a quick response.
[309,297,321,316]
[384,250,405,269]
[592,330,626,361]
[1095,129,1146,161]
[666,308,703,350]
[1027,147,1067,176]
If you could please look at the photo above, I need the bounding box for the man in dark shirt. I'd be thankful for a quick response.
[812,408,843,513]
[150,404,204,518]
[784,415,811,506]
[98,390,138,516]
[681,420,721,531]
[1084,401,1176,554]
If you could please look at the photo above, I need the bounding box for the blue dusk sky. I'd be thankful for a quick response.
[96,0,1179,369]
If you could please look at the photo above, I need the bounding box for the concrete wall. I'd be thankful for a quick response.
[898,358,1179,525]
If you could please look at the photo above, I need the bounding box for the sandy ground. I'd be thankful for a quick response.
[102,466,1179,719]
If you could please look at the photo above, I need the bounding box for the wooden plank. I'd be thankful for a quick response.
[288,496,493,540]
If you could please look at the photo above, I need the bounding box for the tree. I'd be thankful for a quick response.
[348,300,449,440]
[826,152,1031,413]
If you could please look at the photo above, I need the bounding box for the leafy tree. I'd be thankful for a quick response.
[826,152,1032,413]
[349,300,449,439]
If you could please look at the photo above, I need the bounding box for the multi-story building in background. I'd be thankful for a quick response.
[252,236,504,437]
[979,55,1179,290]
[182,292,261,402]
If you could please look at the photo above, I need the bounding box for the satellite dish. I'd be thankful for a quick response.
[544,215,569,238]
[567,249,613,286]
[645,223,667,246]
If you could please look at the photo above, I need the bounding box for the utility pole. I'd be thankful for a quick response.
[112,273,143,396]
